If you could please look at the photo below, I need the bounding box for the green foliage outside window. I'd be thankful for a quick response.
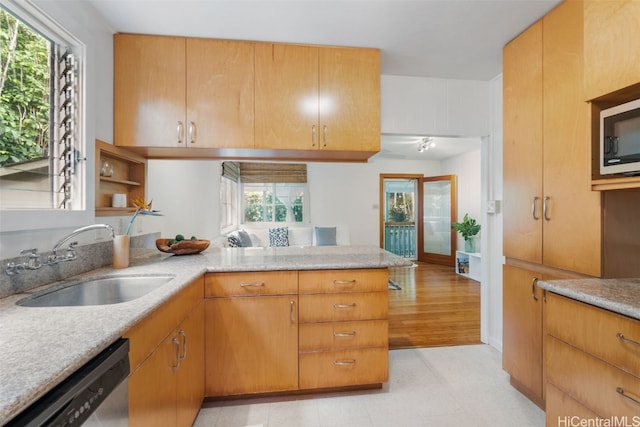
[244,187,304,223]
[0,9,51,166]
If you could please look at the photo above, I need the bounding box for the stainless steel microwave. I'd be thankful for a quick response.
[600,98,640,175]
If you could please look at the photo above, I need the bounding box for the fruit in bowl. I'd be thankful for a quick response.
[156,234,210,255]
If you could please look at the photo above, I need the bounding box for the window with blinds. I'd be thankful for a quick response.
[0,4,82,210]
[221,161,309,225]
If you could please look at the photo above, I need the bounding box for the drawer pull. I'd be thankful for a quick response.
[178,330,187,362]
[290,300,295,324]
[333,331,356,337]
[171,337,181,370]
[616,332,640,348]
[240,282,265,287]
[333,359,356,365]
[333,279,356,285]
[616,387,640,407]
[333,303,356,309]
[531,277,539,301]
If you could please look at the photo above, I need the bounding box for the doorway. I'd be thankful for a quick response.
[418,175,457,266]
[380,174,422,259]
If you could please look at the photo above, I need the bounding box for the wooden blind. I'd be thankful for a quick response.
[221,161,240,182]
[237,162,307,183]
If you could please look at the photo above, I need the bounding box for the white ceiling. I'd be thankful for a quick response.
[85,0,561,160]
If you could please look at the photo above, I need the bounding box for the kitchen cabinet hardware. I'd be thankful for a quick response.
[333,279,356,285]
[333,331,356,337]
[240,282,265,287]
[290,300,295,324]
[616,333,640,348]
[531,277,539,301]
[171,337,181,370]
[189,121,197,144]
[333,359,356,365]
[177,121,184,143]
[178,330,187,361]
[531,197,540,220]
[311,125,316,146]
[323,125,327,147]
[543,196,551,221]
[333,303,356,309]
[616,387,640,407]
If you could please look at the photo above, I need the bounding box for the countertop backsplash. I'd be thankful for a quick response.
[0,232,160,298]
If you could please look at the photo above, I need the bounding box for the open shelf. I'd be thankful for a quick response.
[455,250,481,282]
[95,139,146,216]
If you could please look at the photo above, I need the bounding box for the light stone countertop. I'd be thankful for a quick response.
[537,277,640,320]
[0,245,411,425]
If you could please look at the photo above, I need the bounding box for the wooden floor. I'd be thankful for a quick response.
[388,261,481,349]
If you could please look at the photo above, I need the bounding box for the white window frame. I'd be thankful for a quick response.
[219,175,238,234]
[241,182,309,226]
[0,0,90,233]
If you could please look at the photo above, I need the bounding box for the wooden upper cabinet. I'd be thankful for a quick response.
[584,0,640,101]
[542,1,601,277]
[255,43,380,153]
[502,20,543,264]
[186,38,254,149]
[319,47,380,152]
[115,34,186,148]
[255,43,319,150]
[115,34,255,149]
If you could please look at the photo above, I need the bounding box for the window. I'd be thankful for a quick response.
[243,183,306,223]
[220,161,309,229]
[0,2,82,211]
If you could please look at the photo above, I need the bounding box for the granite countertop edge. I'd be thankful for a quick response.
[0,245,411,425]
[537,277,640,321]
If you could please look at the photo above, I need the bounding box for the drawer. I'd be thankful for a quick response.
[205,271,297,297]
[546,293,640,377]
[299,292,388,323]
[545,383,600,426]
[546,335,640,418]
[299,269,388,294]
[299,320,388,352]
[299,347,388,390]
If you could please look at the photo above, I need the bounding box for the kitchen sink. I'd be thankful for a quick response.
[17,274,175,307]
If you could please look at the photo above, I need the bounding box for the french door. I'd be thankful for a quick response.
[417,175,457,266]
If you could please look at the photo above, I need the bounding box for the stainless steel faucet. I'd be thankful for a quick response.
[47,224,115,264]
[5,224,115,275]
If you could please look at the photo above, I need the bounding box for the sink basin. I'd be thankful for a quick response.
[17,274,175,307]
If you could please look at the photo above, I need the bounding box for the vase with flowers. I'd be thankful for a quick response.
[113,198,161,268]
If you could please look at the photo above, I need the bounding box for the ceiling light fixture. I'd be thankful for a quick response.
[418,137,436,152]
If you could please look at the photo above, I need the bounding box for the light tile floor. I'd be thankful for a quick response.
[194,344,545,427]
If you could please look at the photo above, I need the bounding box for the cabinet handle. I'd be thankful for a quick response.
[531,277,539,301]
[543,196,551,221]
[311,125,316,147]
[178,330,187,361]
[616,387,640,407]
[531,196,540,220]
[333,279,356,285]
[176,121,184,144]
[333,359,356,365]
[616,332,640,348]
[333,331,356,337]
[171,337,181,369]
[333,303,356,309]
[323,125,327,147]
[240,282,265,287]
[290,300,295,324]
[189,121,197,144]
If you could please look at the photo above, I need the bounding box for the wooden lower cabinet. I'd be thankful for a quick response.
[204,294,299,396]
[502,264,544,407]
[204,268,389,397]
[545,292,640,423]
[126,277,204,427]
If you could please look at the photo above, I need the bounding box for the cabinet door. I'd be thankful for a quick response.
[176,302,204,427]
[129,335,178,427]
[584,0,640,100]
[114,34,186,148]
[205,295,299,396]
[255,43,319,150]
[186,39,255,149]
[542,1,601,277]
[319,47,380,152]
[502,265,543,403]
[502,21,543,263]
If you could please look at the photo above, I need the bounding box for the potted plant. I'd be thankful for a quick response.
[452,213,481,252]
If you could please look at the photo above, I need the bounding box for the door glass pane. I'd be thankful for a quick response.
[383,178,416,258]
[423,180,451,256]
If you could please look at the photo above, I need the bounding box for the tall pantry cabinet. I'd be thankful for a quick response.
[502,0,602,406]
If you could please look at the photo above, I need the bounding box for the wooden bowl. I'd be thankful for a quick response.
[156,238,210,255]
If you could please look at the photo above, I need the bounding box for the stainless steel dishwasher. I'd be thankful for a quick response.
[6,338,130,427]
